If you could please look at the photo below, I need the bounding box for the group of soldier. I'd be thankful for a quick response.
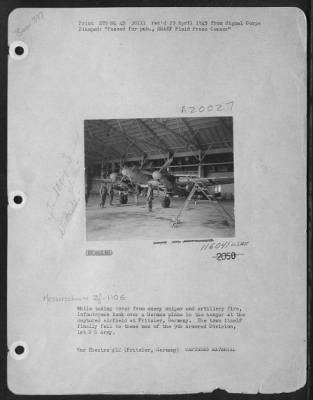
[99,183,114,207]
[99,182,154,211]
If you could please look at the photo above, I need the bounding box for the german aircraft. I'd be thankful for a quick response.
[97,155,234,208]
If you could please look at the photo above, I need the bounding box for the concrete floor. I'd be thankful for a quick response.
[86,194,235,241]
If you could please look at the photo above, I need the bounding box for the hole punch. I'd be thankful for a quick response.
[13,195,23,205]
[9,341,29,360]
[9,191,26,208]
[15,345,24,355]
[14,46,24,56]
[9,41,28,60]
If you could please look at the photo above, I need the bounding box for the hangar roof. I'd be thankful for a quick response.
[85,117,233,165]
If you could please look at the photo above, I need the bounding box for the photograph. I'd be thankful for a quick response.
[85,117,234,240]
[7,6,307,395]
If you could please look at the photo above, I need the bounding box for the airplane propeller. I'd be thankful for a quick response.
[121,166,135,178]
[159,154,174,172]
[151,153,175,182]
[152,170,162,180]
[120,153,175,184]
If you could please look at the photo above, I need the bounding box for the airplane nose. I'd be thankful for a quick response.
[110,172,118,182]
[122,167,135,178]
[152,171,162,180]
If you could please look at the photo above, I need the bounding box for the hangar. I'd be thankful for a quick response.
[84,117,234,240]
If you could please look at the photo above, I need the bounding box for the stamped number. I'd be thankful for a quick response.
[216,252,236,261]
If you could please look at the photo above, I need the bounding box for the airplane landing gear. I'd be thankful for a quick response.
[161,196,171,208]
[119,192,128,204]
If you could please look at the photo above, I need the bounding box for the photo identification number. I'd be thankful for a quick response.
[216,252,237,261]
[181,101,234,114]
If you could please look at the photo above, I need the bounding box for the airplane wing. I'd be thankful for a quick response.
[94,177,130,191]
[178,176,234,186]
[95,178,114,183]
[140,154,175,176]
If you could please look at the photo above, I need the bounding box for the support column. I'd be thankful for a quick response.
[198,151,203,177]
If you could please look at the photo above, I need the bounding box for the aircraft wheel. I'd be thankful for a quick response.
[161,196,171,208]
[120,193,128,204]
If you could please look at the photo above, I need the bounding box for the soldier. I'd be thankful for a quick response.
[99,183,107,208]
[147,184,154,212]
[134,184,140,206]
[108,182,114,205]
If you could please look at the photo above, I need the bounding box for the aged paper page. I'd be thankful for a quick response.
[7,7,306,394]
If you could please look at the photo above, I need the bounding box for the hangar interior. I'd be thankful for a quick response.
[85,117,235,240]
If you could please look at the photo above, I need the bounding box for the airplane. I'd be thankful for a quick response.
[96,155,234,208]
[120,156,174,188]
[95,155,174,203]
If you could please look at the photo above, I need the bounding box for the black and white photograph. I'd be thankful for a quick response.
[85,117,234,240]
[7,7,307,395]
